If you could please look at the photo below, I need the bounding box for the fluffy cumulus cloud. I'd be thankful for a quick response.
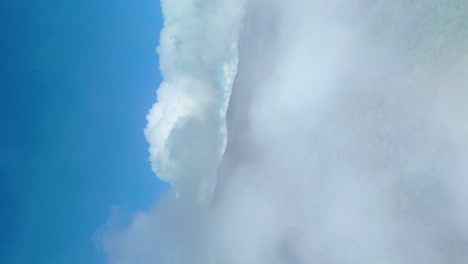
[98,0,468,263]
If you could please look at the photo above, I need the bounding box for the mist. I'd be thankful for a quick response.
[98,1,468,263]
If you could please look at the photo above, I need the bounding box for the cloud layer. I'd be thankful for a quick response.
[99,1,468,263]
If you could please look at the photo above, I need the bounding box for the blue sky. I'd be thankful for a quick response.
[1,1,167,263]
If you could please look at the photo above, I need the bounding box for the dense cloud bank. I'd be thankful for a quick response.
[98,1,468,263]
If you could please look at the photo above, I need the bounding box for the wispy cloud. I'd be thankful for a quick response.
[98,1,468,263]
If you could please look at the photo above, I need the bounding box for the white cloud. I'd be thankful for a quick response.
[144,0,245,191]
[98,1,468,263]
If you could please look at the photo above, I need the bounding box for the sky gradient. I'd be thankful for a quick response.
[1,1,167,263]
